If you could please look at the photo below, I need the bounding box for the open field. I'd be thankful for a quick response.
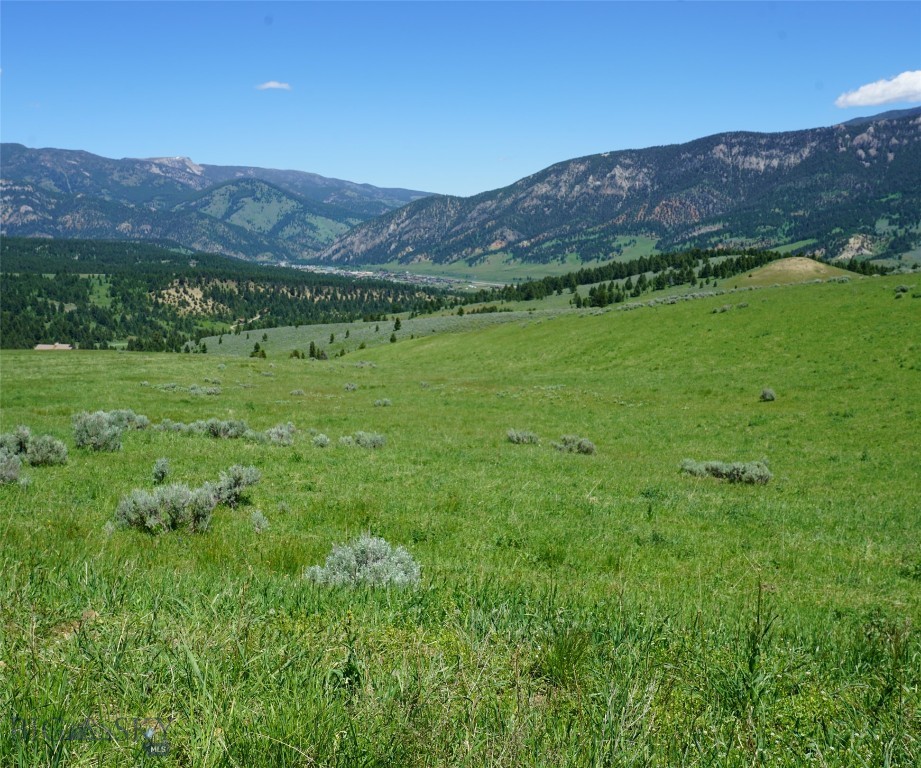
[1,275,920,766]
[360,238,660,284]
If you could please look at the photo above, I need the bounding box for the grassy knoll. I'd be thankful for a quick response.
[1,275,919,766]
[731,257,854,288]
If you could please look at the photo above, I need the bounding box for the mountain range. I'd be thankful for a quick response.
[3,107,920,267]
[0,145,430,261]
[320,107,921,267]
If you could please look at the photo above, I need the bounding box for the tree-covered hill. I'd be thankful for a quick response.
[0,238,450,350]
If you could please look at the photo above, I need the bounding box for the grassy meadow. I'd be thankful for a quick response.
[364,236,660,284]
[1,274,919,766]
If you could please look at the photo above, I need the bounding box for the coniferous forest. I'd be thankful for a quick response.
[0,238,450,350]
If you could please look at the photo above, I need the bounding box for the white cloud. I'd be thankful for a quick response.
[835,71,921,108]
[256,81,292,91]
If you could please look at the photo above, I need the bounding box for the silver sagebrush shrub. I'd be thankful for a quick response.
[0,426,32,455]
[552,435,596,454]
[72,411,123,452]
[305,534,420,588]
[313,434,330,448]
[0,450,23,485]
[152,458,170,484]
[250,510,270,534]
[266,422,296,446]
[24,435,68,466]
[205,418,249,439]
[1,427,67,466]
[353,431,386,449]
[105,409,150,430]
[507,429,539,445]
[213,465,261,507]
[680,459,772,485]
[115,483,216,534]
[760,388,776,402]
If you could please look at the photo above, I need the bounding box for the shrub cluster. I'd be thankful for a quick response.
[73,409,149,452]
[0,451,23,485]
[265,422,296,446]
[552,435,596,455]
[114,465,261,534]
[154,418,296,445]
[507,429,540,445]
[0,426,32,456]
[115,483,216,534]
[1,426,68,467]
[305,534,420,588]
[104,409,151,430]
[212,465,261,508]
[680,459,773,485]
[353,431,386,449]
[73,412,123,452]
[373,398,392,408]
[189,385,222,396]
[26,434,69,466]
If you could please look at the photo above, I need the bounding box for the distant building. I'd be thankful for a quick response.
[34,343,73,351]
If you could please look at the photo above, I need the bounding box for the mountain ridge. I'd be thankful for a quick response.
[0,144,433,261]
[3,107,920,268]
[318,107,921,266]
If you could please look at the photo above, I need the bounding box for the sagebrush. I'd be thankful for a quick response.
[305,534,421,587]
[680,458,773,484]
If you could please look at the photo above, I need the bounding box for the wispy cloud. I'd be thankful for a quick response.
[256,81,292,91]
[835,71,921,108]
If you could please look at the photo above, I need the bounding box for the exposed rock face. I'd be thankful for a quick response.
[320,108,921,265]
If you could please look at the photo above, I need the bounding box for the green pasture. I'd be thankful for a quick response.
[1,275,919,766]
[363,240,658,285]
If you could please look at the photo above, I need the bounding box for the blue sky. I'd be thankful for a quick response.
[2,1,920,197]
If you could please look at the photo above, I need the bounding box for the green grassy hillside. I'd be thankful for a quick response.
[1,275,919,766]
